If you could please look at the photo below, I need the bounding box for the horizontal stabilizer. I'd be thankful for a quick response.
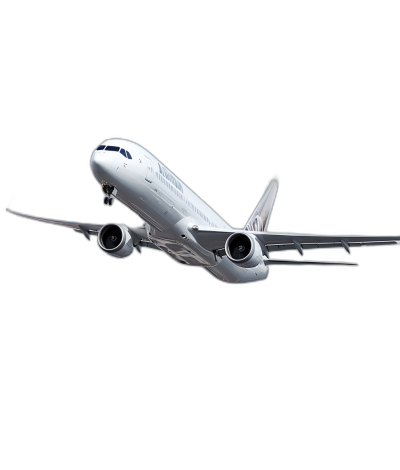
[264,259,358,266]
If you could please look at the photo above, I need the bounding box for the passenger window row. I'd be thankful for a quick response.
[156,171,216,227]
[97,145,132,159]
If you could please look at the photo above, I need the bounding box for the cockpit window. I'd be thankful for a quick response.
[127,151,132,160]
[105,146,120,152]
[120,148,127,157]
[97,145,105,150]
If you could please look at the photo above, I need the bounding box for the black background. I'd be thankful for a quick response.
[1,14,400,466]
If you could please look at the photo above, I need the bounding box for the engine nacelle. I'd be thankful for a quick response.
[225,232,263,268]
[98,224,134,258]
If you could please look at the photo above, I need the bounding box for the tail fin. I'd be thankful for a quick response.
[244,179,278,232]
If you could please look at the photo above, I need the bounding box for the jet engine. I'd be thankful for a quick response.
[98,224,134,258]
[225,232,263,268]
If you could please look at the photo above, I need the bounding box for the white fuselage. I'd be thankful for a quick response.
[91,138,269,283]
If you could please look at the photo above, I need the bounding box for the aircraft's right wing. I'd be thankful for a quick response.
[6,208,159,250]
[6,208,104,234]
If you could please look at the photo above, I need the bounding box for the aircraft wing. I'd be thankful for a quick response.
[259,232,400,255]
[6,208,157,249]
[6,208,103,234]
[191,226,400,256]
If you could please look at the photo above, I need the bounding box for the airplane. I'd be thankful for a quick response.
[6,138,400,283]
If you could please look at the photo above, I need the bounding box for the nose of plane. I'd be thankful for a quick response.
[91,149,113,176]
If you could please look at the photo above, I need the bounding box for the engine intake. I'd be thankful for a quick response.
[98,224,134,258]
[225,232,263,268]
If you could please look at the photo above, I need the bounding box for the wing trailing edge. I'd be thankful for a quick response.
[264,259,357,266]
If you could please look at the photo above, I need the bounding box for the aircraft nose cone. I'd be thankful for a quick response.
[91,149,113,176]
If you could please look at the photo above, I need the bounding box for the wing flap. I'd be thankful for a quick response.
[264,259,357,266]
[260,232,400,245]
[266,239,399,253]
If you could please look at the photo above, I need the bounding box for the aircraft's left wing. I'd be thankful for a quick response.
[6,208,157,249]
[258,232,400,255]
[190,226,400,256]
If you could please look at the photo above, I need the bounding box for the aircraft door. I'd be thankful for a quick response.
[145,156,153,183]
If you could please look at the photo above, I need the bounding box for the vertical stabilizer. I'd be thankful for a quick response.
[244,179,278,232]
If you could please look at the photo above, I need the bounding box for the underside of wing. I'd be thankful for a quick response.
[6,208,103,233]
[6,208,158,249]
[192,223,400,256]
[258,232,400,255]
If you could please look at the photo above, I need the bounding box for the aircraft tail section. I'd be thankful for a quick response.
[244,179,278,232]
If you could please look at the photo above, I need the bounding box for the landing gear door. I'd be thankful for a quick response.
[145,156,153,183]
